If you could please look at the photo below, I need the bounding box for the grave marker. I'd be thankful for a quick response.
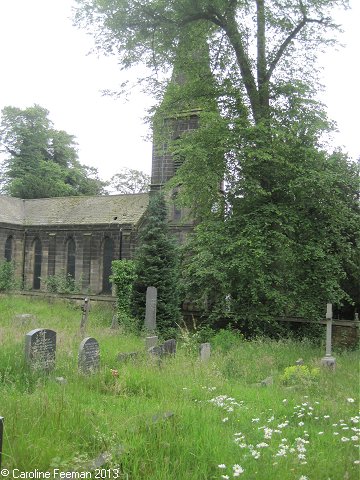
[145,336,158,350]
[199,343,211,361]
[145,286,157,332]
[78,337,100,374]
[321,303,336,369]
[163,339,176,356]
[25,329,56,371]
[80,297,91,336]
[0,416,3,469]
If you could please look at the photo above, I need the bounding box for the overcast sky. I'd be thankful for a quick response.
[0,0,359,183]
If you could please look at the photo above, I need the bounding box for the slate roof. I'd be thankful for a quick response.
[0,194,149,226]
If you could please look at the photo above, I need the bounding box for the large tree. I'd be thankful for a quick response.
[74,0,359,324]
[0,105,106,198]
[109,167,150,194]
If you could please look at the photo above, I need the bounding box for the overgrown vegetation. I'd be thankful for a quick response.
[131,193,181,336]
[111,259,136,330]
[42,271,82,294]
[0,260,15,291]
[0,296,358,478]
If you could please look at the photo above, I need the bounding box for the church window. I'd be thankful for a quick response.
[102,237,114,293]
[4,236,13,261]
[33,239,42,290]
[66,238,76,279]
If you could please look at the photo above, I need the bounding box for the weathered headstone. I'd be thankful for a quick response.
[199,343,211,361]
[0,416,3,469]
[14,314,36,325]
[148,345,164,358]
[110,315,119,330]
[78,337,100,374]
[116,352,139,363]
[321,303,336,369]
[144,286,157,332]
[163,339,176,356]
[25,329,56,371]
[80,297,91,336]
[145,336,158,350]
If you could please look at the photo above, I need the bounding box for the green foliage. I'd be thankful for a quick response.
[280,365,320,386]
[109,168,150,194]
[0,260,15,291]
[0,104,106,198]
[211,328,244,352]
[131,193,181,335]
[111,260,136,328]
[42,271,82,294]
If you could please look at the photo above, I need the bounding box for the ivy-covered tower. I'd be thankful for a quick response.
[150,26,217,192]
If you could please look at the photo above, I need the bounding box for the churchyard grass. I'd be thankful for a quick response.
[0,295,359,479]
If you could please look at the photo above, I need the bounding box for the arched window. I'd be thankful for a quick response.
[33,239,42,290]
[102,237,114,293]
[4,236,13,261]
[66,238,76,279]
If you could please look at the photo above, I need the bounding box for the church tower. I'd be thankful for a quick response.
[150,27,217,194]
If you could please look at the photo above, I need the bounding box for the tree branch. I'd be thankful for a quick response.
[266,14,328,82]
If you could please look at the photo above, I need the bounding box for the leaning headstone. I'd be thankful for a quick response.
[0,416,3,469]
[199,343,211,361]
[144,286,157,332]
[295,358,304,366]
[25,328,56,371]
[163,339,176,356]
[321,303,336,369]
[78,337,100,374]
[80,297,91,336]
[261,376,274,387]
[145,336,158,350]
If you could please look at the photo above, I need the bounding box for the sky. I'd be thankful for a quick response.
[0,0,359,183]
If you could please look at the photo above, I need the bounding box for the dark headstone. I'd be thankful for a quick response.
[78,337,100,374]
[25,329,56,371]
[116,352,139,363]
[163,339,176,356]
[145,286,157,332]
[0,416,3,469]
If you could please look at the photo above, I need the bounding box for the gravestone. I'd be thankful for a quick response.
[163,339,176,356]
[116,352,139,363]
[0,416,3,469]
[78,337,100,374]
[145,336,158,350]
[144,286,157,332]
[149,345,164,358]
[25,329,56,371]
[199,343,211,361]
[321,303,336,369]
[14,314,36,325]
[80,297,91,336]
[110,315,119,330]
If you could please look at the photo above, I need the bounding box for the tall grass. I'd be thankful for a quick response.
[0,295,359,479]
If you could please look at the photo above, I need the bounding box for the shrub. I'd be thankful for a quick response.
[280,365,320,386]
[111,260,137,330]
[0,260,15,291]
[42,271,82,294]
